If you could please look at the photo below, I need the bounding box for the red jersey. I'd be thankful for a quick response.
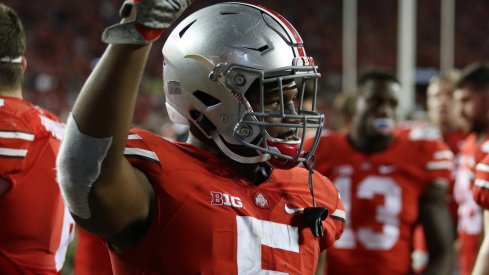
[474,153,489,208]
[0,96,74,274]
[453,134,489,275]
[107,128,345,274]
[442,129,467,157]
[405,127,466,273]
[309,130,453,275]
[455,134,489,229]
[74,226,113,275]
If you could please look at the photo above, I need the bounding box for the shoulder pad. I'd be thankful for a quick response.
[408,123,441,141]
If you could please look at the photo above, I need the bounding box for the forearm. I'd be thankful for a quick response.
[315,250,326,275]
[72,44,151,156]
[422,247,453,275]
[420,184,455,275]
[57,43,153,228]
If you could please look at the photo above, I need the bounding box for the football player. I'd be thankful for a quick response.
[0,3,74,274]
[474,155,489,209]
[472,154,489,275]
[56,1,345,274]
[412,70,466,273]
[427,70,467,154]
[309,70,454,275]
[456,63,489,275]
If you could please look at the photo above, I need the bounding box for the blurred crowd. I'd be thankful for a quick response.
[3,0,489,133]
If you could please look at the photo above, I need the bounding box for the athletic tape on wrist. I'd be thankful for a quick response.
[56,113,113,219]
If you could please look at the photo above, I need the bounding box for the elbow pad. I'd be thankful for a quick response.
[56,114,112,219]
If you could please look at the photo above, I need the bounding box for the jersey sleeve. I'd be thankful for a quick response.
[473,154,489,209]
[124,129,162,174]
[328,190,346,241]
[422,140,454,186]
[0,114,34,178]
[316,174,346,250]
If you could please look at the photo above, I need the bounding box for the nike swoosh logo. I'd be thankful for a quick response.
[284,204,304,214]
[379,165,397,174]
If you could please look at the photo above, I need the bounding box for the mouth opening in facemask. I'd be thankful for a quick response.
[372,118,395,135]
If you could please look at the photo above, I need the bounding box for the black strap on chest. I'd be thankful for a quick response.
[302,156,328,238]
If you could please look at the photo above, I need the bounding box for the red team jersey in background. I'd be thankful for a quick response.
[474,153,489,208]
[454,133,489,275]
[441,129,467,222]
[396,124,466,273]
[308,130,453,275]
[101,128,345,274]
[0,96,74,274]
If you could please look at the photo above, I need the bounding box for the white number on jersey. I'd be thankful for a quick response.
[334,176,401,250]
[236,216,299,274]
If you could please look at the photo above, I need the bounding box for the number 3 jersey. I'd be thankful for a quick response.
[0,96,74,274]
[108,128,345,275]
[308,130,453,275]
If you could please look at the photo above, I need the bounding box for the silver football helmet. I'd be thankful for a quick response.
[163,2,324,169]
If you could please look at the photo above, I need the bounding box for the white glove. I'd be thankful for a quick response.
[102,0,192,45]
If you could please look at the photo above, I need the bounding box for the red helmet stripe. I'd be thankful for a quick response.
[237,3,306,57]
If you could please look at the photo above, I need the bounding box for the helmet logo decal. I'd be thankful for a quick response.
[167,81,182,95]
[254,192,270,209]
[293,56,315,66]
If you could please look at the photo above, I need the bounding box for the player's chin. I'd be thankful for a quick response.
[366,125,393,138]
[374,128,394,137]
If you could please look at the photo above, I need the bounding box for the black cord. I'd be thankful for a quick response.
[302,155,328,238]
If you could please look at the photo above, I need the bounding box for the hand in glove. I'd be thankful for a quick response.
[102,0,192,45]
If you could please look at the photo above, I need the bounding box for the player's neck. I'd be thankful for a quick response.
[436,121,460,133]
[0,88,22,99]
[187,128,271,185]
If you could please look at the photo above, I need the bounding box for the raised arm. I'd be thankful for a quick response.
[56,0,192,249]
[418,181,455,275]
[67,43,153,241]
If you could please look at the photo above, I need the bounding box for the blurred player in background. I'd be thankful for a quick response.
[454,62,489,275]
[0,3,74,274]
[309,70,454,275]
[411,70,467,273]
[472,153,489,275]
[56,1,345,273]
[427,70,467,156]
[453,62,489,275]
[331,91,356,132]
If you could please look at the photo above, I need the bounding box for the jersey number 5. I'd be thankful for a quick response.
[236,216,299,274]
[334,176,402,250]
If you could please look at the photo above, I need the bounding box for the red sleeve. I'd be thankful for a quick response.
[316,174,346,250]
[0,113,34,178]
[125,130,160,163]
[473,154,489,209]
[422,140,454,185]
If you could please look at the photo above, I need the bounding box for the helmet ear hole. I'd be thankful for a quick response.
[193,90,221,107]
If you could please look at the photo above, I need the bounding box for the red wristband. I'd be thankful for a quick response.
[135,23,164,41]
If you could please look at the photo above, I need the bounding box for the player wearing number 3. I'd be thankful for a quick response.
[307,71,454,275]
[56,1,345,274]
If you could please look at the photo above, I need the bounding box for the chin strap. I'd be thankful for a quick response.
[302,155,328,238]
[211,132,270,164]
